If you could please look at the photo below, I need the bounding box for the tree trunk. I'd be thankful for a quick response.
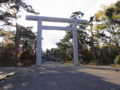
[115,42,120,55]
[90,24,97,60]
[14,23,20,66]
[78,40,83,61]
[91,37,97,60]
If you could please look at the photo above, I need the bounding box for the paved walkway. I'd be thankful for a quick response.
[0,61,120,90]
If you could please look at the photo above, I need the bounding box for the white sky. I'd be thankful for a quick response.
[0,0,118,51]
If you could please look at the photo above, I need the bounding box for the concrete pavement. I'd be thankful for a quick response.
[0,61,120,90]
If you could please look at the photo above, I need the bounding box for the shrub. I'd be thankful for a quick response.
[0,61,14,66]
[83,52,92,62]
[90,59,103,65]
[114,55,120,65]
[79,61,88,65]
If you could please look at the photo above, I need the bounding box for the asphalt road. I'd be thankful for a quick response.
[0,61,120,90]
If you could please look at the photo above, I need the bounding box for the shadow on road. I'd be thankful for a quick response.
[0,62,120,90]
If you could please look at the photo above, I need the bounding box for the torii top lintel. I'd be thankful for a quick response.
[26,15,88,24]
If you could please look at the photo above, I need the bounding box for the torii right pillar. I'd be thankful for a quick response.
[73,21,79,65]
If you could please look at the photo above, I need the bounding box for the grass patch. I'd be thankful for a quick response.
[0,61,14,66]
[115,64,120,68]
[64,60,74,63]
[0,60,36,66]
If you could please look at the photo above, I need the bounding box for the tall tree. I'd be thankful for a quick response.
[0,0,39,65]
[19,26,36,51]
[0,0,9,3]
[94,2,120,55]
[70,11,89,61]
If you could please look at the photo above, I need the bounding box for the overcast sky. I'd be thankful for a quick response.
[1,0,118,51]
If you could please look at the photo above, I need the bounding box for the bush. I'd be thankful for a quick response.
[0,61,14,66]
[19,60,36,66]
[90,59,103,65]
[114,55,120,65]
[19,51,29,61]
[83,52,92,62]
[65,60,74,63]
[19,51,36,66]
[79,61,88,65]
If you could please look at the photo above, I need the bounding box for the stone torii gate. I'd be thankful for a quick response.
[26,15,87,65]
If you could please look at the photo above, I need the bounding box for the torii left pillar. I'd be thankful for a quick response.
[36,19,42,65]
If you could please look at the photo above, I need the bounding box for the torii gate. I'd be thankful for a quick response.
[26,15,87,65]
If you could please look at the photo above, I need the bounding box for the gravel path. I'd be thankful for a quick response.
[0,61,120,90]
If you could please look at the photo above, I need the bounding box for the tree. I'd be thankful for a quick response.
[0,0,39,65]
[56,39,71,62]
[0,0,9,3]
[70,11,89,61]
[0,43,14,65]
[19,26,36,51]
[105,2,120,55]
[94,2,120,55]
[71,11,84,19]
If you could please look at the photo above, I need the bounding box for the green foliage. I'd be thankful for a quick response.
[19,26,36,51]
[54,1,120,65]
[21,60,35,66]
[94,24,107,30]
[0,0,39,66]
[0,44,14,62]
[101,55,110,64]
[114,55,120,64]
[90,59,103,65]
[0,30,13,37]
[94,10,106,21]
[65,60,74,63]
[79,60,89,65]
[83,51,92,62]
[19,51,29,61]
[19,50,35,60]
[0,61,14,66]
[0,0,9,3]
[71,11,84,19]
[19,50,35,66]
